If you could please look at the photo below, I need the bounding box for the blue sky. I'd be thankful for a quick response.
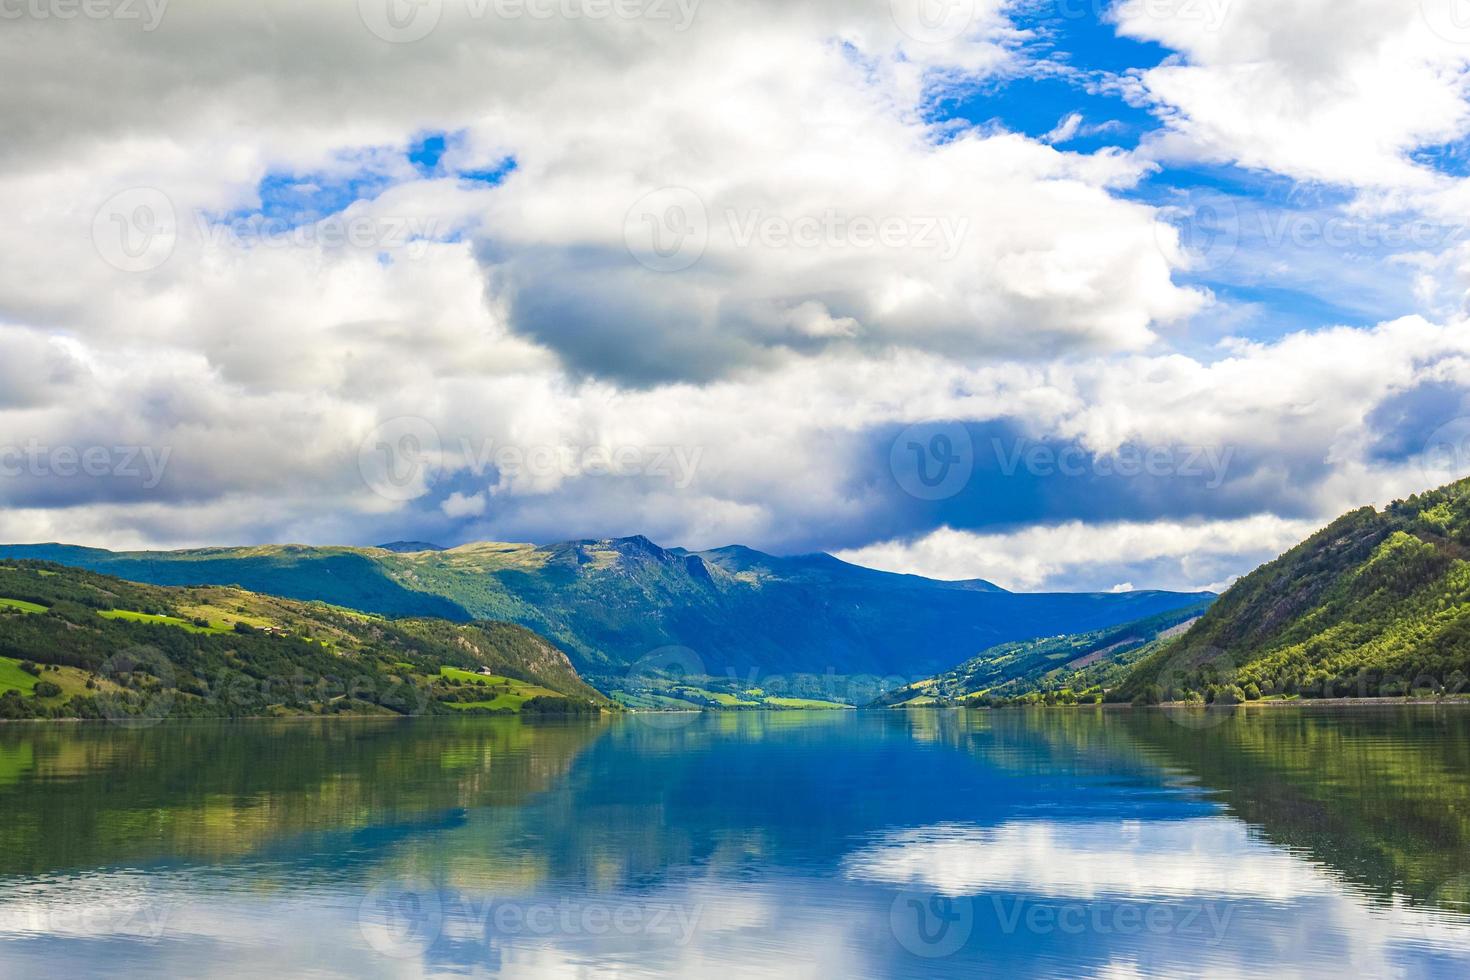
[3,0,1470,592]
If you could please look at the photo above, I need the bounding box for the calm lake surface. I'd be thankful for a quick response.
[1,707,1468,978]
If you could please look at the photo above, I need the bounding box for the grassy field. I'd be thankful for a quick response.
[438,666,563,712]
[0,598,47,614]
[440,666,495,684]
[674,686,760,707]
[0,657,40,695]
[445,694,530,712]
[97,609,234,634]
[607,690,703,711]
[0,656,117,702]
[761,697,854,710]
[607,684,854,711]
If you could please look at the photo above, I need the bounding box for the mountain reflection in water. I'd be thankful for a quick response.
[0,708,1466,978]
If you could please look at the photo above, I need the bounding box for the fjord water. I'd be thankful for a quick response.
[1,709,1468,979]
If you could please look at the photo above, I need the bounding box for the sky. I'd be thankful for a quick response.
[5,0,1470,593]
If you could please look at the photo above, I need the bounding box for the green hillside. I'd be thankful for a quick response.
[0,537,1214,685]
[0,561,609,721]
[871,601,1212,707]
[1115,477,1470,704]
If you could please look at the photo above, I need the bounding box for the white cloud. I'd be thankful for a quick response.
[1042,112,1084,145]
[5,310,1470,593]
[441,492,488,519]
[844,818,1331,900]
[844,818,1470,976]
[1120,0,1470,191]
[0,0,1202,385]
[3,1,1470,595]
[835,516,1321,592]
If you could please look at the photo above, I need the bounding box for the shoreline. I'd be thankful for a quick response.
[886,696,1470,712]
[1163,696,1470,709]
[8,697,1470,725]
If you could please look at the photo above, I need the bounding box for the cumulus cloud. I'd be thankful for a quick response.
[834,517,1320,592]
[0,1,1204,378]
[2,1,1470,593]
[1120,0,1470,191]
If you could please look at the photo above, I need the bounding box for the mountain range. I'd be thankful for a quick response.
[0,537,1214,686]
[9,475,1470,715]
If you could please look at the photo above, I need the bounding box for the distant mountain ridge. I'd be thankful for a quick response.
[870,602,1212,707]
[0,536,1214,684]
